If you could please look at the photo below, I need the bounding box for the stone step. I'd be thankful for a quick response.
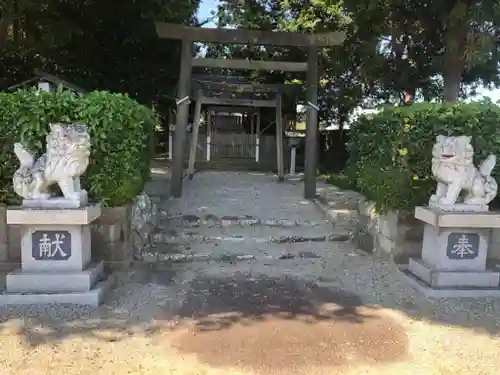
[150,225,350,246]
[184,160,273,172]
[0,276,114,306]
[138,237,350,264]
[161,213,330,229]
[6,262,104,294]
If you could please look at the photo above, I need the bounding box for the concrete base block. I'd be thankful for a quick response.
[428,202,488,213]
[7,203,101,225]
[6,261,103,293]
[22,192,88,209]
[415,206,500,229]
[420,224,489,271]
[92,205,132,271]
[399,267,500,298]
[0,276,113,306]
[409,258,500,288]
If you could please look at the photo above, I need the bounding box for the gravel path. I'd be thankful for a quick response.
[1,171,500,375]
[166,171,327,221]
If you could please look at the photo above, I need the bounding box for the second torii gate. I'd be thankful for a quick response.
[155,23,346,199]
[186,78,300,180]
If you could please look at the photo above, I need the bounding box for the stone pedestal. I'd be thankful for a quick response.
[22,190,89,209]
[401,206,500,298]
[0,203,112,305]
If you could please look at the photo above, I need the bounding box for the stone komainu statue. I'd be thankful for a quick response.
[13,123,91,202]
[430,135,498,207]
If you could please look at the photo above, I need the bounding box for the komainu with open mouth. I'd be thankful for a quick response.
[430,135,498,207]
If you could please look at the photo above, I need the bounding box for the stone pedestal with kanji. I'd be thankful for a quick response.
[0,203,111,305]
[402,206,500,298]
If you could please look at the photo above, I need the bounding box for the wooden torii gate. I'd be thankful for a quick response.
[155,23,345,199]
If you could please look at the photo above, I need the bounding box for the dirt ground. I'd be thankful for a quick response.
[1,171,500,375]
[1,260,499,375]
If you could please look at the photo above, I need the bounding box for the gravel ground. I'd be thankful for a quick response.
[1,171,500,375]
[166,171,327,221]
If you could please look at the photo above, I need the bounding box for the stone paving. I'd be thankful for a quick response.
[1,171,500,375]
[135,171,354,263]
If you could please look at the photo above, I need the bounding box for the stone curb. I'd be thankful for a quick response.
[312,198,358,223]
[150,233,349,245]
[163,214,329,228]
[312,198,333,221]
[135,231,351,263]
[137,250,325,264]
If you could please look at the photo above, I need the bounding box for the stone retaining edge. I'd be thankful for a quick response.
[137,250,327,263]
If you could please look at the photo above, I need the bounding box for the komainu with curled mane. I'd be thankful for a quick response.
[13,123,91,202]
[430,135,498,208]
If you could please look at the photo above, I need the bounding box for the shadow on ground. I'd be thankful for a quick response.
[0,265,409,373]
[2,259,500,374]
[168,273,408,372]
[176,274,376,329]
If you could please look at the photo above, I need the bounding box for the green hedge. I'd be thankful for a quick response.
[0,88,157,206]
[345,101,500,213]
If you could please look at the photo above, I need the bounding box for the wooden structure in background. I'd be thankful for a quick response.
[176,76,274,166]
[155,22,345,199]
[7,69,87,93]
[186,105,263,162]
[186,76,295,179]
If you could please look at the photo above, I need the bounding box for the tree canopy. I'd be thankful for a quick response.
[207,0,500,127]
[0,0,200,106]
[1,0,499,129]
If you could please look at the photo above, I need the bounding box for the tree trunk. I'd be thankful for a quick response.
[443,46,464,102]
[442,2,469,102]
[0,19,8,41]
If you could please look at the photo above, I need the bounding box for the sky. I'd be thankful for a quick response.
[197,0,218,28]
[196,0,500,103]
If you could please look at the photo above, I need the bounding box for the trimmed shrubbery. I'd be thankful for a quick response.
[344,100,500,213]
[0,88,157,206]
